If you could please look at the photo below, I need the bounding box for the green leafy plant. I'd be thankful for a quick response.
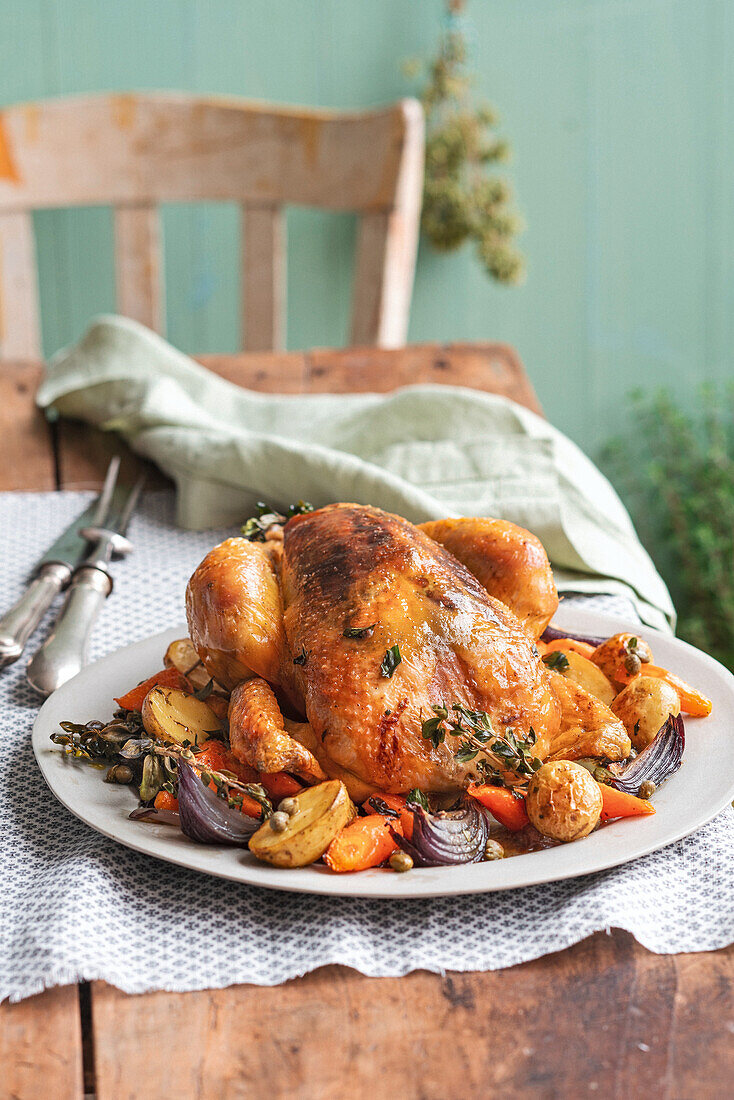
[603,387,734,670]
[406,0,525,284]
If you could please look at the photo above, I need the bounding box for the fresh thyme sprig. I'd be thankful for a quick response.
[241,500,313,541]
[152,743,272,817]
[420,703,542,788]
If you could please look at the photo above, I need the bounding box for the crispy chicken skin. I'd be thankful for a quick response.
[186,504,629,799]
[419,517,558,639]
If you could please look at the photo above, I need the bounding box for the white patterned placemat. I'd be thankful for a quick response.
[1,492,731,1003]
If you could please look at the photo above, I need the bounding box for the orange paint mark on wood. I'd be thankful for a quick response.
[23,104,40,143]
[0,114,20,183]
[111,94,137,130]
[298,115,322,169]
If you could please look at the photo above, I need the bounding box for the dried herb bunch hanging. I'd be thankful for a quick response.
[409,0,525,284]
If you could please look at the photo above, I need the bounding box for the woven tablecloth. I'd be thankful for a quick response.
[1,492,732,1004]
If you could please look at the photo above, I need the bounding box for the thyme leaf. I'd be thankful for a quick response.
[241,500,313,541]
[343,624,376,639]
[380,644,402,678]
[543,650,570,672]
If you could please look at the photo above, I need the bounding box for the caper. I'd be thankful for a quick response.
[624,653,642,676]
[104,763,133,784]
[277,797,298,817]
[638,780,656,799]
[269,811,290,832]
[484,839,505,861]
[389,850,413,873]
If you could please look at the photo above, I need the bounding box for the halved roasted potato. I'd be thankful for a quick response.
[249,780,352,868]
[141,686,223,747]
[164,638,216,692]
[551,649,615,706]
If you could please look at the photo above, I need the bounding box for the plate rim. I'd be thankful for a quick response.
[32,608,734,899]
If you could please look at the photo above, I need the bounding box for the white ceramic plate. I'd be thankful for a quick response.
[32,606,734,898]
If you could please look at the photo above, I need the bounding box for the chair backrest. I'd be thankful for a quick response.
[0,93,425,359]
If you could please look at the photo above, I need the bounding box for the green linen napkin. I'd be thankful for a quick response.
[36,315,675,632]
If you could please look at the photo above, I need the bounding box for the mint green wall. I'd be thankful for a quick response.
[3,0,733,455]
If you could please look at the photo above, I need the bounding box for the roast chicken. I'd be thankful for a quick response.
[186,503,630,801]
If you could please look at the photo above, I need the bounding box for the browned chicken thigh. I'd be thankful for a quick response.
[186,504,629,800]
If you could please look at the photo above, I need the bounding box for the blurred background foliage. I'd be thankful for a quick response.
[603,389,734,669]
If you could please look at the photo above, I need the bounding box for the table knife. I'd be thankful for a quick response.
[26,466,144,697]
[0,458,124,672]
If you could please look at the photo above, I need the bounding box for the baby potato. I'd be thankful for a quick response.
[611,675,680,750]
[141,686,222,747]
[526,760,602,842]
[249,780,352,868]
[551,649,615,707]
[164,638,216,692]
[591,633,653,686]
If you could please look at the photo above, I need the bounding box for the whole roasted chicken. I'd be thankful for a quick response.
[186,504,629,801]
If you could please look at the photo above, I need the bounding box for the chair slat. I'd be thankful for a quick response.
[0,211,41,359]
[242,205,285,352]
[114,204,164,333]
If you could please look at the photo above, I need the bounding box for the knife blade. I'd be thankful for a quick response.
[0,457,124,672]
[26,470,144,696]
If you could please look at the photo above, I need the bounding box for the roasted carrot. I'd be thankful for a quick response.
[467,783,529,830]
[541,638,596,660]
[324,814,400,873]
[258,772,304,801]
[114,667,189,711]
[598,784,655,822]
[154,790,179,813]
[363,793,414,839]
[193,739,264,817]
[613,664,712,717]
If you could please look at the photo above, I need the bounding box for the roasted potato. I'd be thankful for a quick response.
[591,632,653,686]
[141,686,223,747]
[611,675,680,750]
[526,760,602,842]
[164,638,218,692]
[249,780,352,867]
[548,649,615,706]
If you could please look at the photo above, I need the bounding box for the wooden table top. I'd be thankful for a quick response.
[1,343,731,1100]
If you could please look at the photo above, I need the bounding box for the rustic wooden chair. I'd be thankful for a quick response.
[0,92,424,358]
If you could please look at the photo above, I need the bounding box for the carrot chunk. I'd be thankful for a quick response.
[154,790,179,813]
[324,815,400,873]
[258,772,304,801]
[193,739,263,817]
[613,663,712,716]
[363,793,415,839]
[114,667,189,712]
[467,783,529,830]
[598,784,655,821]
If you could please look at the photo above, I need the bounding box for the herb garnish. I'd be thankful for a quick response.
[241,499,314,541]
[343,624,376,639]
[380,645,402,678]
[293,646,308,666]
[542,650,570,672]
[420,703,542,788]
[367,796,400,819]
[406,787,429,809]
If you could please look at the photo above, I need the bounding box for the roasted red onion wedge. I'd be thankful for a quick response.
[606,713,685,795]
[394,802,489,866]
[176,761,261,845]
[541,625,607,648]
[129,806,180,827]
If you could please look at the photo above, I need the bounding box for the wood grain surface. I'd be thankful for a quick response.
[0,345,730,1100]
[88,933,734,1100]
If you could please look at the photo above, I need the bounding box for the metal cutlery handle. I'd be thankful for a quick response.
[26,566,112,695]
[0,563,71,670]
